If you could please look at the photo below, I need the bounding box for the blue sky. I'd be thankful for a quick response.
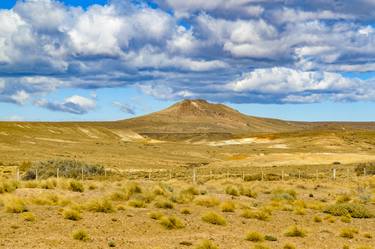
[1,0,375,122]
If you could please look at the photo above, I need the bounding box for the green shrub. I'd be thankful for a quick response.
[220,201,235,212]
[195,196,220,207]
[201,212,226,225]
[72,229,90,241]
[86,198,115,213]
[324,203,373,218]
[245,231,264,242]
[21,212,36,222]
[23,159,104,180]
[340,227,358,239]
[195,240,219,249]
[284,225,306,237]
[159,215,184,229]
[63,208,82,220]
[340,214,352,223]
[68,180,84,192]
[272,188,297,201]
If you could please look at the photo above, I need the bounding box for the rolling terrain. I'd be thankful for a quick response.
[0,99,375,171]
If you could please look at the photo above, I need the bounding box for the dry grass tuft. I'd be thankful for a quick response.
[159,215,185,229]
[4,196,28,213]
[72,229,90,242]
[195,196,220,207]
[63,208,82,220]
[21,212,36,222]
[201,211,226,225]
[220,201,235,212]
[86,198,115,213]
[284,225,306,237]
[245,231,264,242]
[340,227,359,239]
[195,240,219,249]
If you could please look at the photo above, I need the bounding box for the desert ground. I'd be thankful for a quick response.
[1,100,375,249]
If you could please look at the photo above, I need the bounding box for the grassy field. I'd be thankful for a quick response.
[0,176,374,249]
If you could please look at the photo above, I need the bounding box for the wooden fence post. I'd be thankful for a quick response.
[281,170,284,181]
[332,168,336,180]
[298,170,301,180]
[261,171,264,181]
[242,171,245,181]
[35,169,38,181]
[169,170,172,180]
[364,167,366,176]
[193,168,196,184]
[81,167,84,181]
[57,168,59,179]
[16,167,20,181]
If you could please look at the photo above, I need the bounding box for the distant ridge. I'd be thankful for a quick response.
[112,99,305,133]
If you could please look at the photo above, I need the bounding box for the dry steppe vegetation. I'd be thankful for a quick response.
[0,175,374,249]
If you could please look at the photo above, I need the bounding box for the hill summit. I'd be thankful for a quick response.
[115,99,302,134]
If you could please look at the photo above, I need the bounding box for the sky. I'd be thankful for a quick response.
[1,0,375,122]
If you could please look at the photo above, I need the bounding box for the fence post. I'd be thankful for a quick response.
[193,168,196,184]
[261,171,264,181]
[35,169,38,181]
[16,167,20,181]
[281,170,284,181]
[169,170,172,180]
[364,167,366,176]
[149,170,151,181]
[81,167,84,181]
[57,168,59,179]
[298,170,301,180]
[347,168,350,179]
[242,171,245,181]
[332,168,336,180]
[104,168,107,178]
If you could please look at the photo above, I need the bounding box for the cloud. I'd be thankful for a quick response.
[112,101,136,115]
[0,0,374,108]
[35,95,96,114]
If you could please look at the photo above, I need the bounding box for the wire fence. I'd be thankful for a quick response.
[1,163,374,183]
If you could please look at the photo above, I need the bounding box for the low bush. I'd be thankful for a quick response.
[195,196,220,207]
[23,159,105,180]
[220,201,235,212]
[284,225,306,237]
[4,197,28,213]
[0,180,19,193]
[21,212,36,222]
[68,180,84,192]
[154,198,174,209]
[128,199,146,208]
[63,208,82,221]
[195,240,219,249]
[86,198,115,213]
[159,215,184,229]
[241,209,270,221]
[225,185,240,196]
[149,211,164,220]
[272,188,297,201]
[313,216,322,223]
[72,229,90,241]
[181,208,191,215]
[340,227,358,239]
[240,186,257,198]
[283,243,296,249]
[324,203,373,218]
[40,179,57,189]
[201,212,226,225]
[245,231,264,242]
[264,235,277,241]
